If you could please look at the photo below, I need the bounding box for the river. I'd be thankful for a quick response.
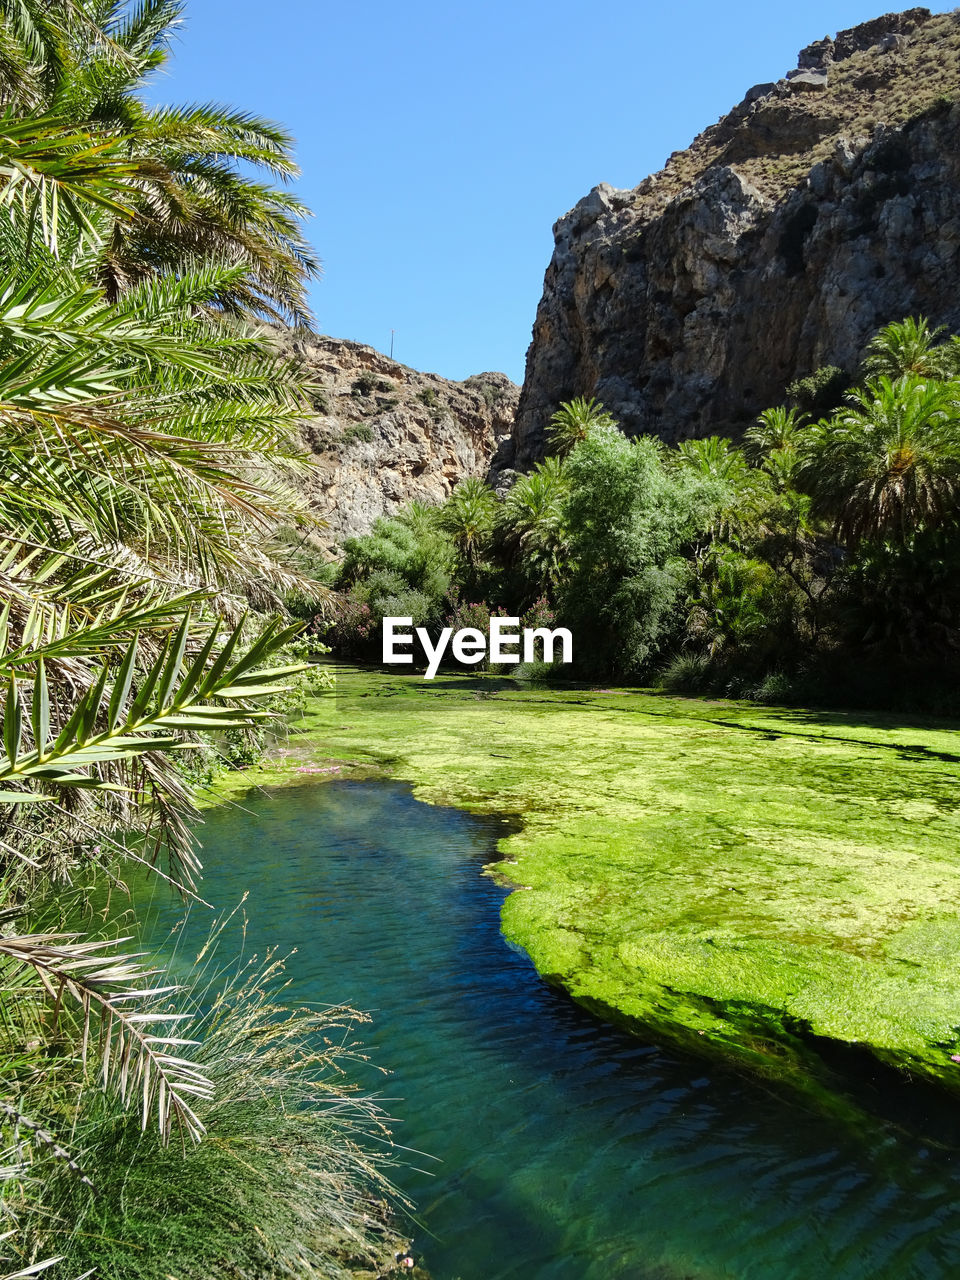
[141,777,960,1279]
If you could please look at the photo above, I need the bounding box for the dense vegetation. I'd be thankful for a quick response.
[324,317,960,712]
[0,4,398,1277]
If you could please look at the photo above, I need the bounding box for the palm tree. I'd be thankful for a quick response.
[798,375,960,543]
[0,80,328,1256]
[0,102,326,868]
[861,316,949,380]
[673,435,772,543]
[499,456,569,593]
[743,405,804,459]
[0,17,411,1279]
[547,396,616,457]
[438,476,497,571]
[0,0,320,323]
[675,434,753,484]
[685,545,788,663]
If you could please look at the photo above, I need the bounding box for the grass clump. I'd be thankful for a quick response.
[14,929,405,1280]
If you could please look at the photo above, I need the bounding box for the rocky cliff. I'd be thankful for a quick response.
[499,7,960,470]
[274,331,517,545]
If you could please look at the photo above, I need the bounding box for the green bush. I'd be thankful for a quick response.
[329,513,453,657]
[351,371,389,397]
[36,942,402,1280]
[752,671,797,703]
[558,427,719,677]
[343,422,374,445]
[658,652,713,693]
[786,365,849,417]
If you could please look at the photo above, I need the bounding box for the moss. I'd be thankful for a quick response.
[222,666,960,1099]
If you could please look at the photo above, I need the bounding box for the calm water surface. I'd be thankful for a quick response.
[141,779,960,1280]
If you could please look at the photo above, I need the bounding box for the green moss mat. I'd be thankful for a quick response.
[222,664,960,1095]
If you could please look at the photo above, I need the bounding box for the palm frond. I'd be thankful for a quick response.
[0,932,210,1142]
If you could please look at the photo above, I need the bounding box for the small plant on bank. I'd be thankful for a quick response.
[658,651,714,694]
[26,931,405,1280]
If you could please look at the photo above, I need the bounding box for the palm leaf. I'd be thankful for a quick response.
[0,932,211,1143]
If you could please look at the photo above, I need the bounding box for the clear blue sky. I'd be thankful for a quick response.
[148,1,952,384]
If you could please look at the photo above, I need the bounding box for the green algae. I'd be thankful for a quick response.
[225,665,960,1096]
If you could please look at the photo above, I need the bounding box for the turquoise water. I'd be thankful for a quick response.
[142,779,960,1279]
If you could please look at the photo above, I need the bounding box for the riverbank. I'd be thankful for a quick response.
[224,663,960,1100]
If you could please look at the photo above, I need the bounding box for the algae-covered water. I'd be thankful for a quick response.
[286,669,960,1091]
[142,778,960,1280]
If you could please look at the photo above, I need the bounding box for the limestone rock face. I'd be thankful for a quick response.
[498,7,960,470]
[272,331,518,545]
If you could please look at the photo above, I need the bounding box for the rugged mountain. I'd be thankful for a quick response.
[497,7,960,470]
[274,330,517,545]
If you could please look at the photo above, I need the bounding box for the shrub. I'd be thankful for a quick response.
[341,516,452,607]
[322,597,378,659]
[464,377,504,409]
[558,427,719,677]
[351,371,388,397]
[511,659,554,684]
[32,942,404,1280]
[328,512,453,658]
[786,365,849,417]
[444,594,495,638]
[752,671,796,703]
[343,422,374,445]
[658,652,713,693]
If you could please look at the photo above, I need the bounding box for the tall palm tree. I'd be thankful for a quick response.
[0,103,324,868]
[861,316,948,380]
[0,84,325,1259]
[548,396,616,457]
[438,476,497,571]
[0,0,320,323]
[798,375,960,543]
[498,456,569,594]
